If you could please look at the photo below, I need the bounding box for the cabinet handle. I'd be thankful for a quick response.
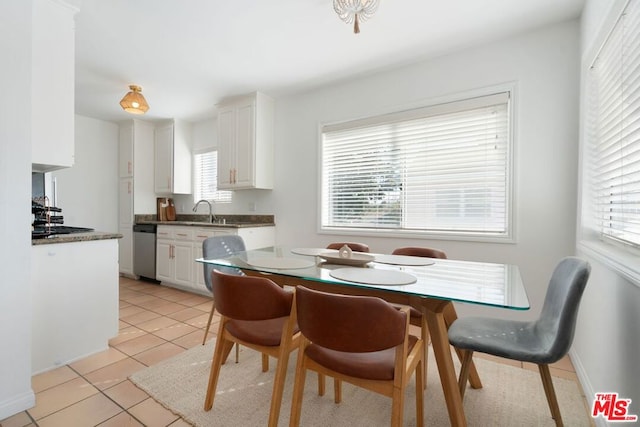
[196,235,207,238]
[229,169,232,184]
[127,181,131,194]
[128,161,132,175]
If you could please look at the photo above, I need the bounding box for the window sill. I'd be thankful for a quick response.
[319,226,515,244]
[577,239,640,289]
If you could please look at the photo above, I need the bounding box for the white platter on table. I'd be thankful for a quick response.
[329,268,417,285]
[373,254,436,266]
[246,257,316,270]
[290,248,338,257]
[318,252,375,267]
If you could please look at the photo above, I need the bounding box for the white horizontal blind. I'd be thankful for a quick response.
[193,150,232,203]
[589,0,640,247]
[321,92,511,236]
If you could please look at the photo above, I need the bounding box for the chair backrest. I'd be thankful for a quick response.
[202,235,246,291]
[212,270,293,321]
[295,286,406,353]
[326,242,370,252]
[535,257,591,361]
[392,247,447,259]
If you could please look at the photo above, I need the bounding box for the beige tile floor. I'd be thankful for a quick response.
[2,277,582,427]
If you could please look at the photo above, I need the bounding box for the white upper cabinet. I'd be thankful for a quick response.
[31,0,78,172]
[217,92,274,190]
[155,119,192,194]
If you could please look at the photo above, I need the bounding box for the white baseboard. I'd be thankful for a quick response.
[570,348,607,427]
[0,390,35,421]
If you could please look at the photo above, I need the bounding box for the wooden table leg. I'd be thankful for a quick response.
[424,299,467,427]
[443,302,482,390]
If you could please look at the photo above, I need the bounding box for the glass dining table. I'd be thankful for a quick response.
[197,246,530,427]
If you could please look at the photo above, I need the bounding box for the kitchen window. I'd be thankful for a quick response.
[320,91,513,240]
[193,150,232,203]
[586,0,640,249]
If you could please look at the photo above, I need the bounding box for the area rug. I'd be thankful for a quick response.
[130,341,591,426]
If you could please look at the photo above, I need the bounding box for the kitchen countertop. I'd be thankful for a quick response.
[32,231,123,246]
[135,214,275,228]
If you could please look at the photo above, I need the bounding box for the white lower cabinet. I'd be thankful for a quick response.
[156,227,193,288]
[156,225,274,294]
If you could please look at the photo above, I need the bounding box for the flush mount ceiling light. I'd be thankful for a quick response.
[333,0,380,34]
[119,84,149,114]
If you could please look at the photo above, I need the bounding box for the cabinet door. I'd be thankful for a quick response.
[234,101,255,188]
[217,107,235,189]
[119,178,134,224]
[173,241,193,286]
[156,240,174,282]
[31,0,76,172]
[119,123,134,178]
[155,124,173,193]
[193,243,206,290]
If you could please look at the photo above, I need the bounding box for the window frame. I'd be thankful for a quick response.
[578,0,640,287]
[317,85,517,243]
[192,148,232,204]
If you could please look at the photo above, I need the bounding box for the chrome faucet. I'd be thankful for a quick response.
[193,199,216,223]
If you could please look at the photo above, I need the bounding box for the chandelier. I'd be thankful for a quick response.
[119,85,149,115]
[333,0,380,34]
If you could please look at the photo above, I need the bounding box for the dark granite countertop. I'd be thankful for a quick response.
[32,231,123,246]
[135,214,275,228]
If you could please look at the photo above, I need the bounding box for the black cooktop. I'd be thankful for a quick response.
[32,226,95,239]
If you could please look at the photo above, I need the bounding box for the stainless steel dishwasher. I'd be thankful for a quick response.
[133,224,157,281]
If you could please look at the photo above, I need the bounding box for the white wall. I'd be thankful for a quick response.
[574,0,640,421]
[273,21,580,322]
[0,0,36,419]
[52,115,119,232]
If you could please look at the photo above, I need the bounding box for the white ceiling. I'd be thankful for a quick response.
[74,0,585,123]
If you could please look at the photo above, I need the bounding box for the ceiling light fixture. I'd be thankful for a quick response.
[333,0,380,34]
[119,84,149,114]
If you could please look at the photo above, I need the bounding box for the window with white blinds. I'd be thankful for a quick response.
[321,92,512,238]
[193,150,232,203]
[588,0,640,248]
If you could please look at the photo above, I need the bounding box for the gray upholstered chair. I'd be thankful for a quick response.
[201,235,246,346]
[448,256,591,427]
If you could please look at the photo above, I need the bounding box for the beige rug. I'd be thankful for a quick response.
[130,341,591,426]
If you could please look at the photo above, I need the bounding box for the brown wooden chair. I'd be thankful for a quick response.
[204,270,300,427]
[392,247,447,385]
[392,246,447,259]
[289,286,424,427]
[326,242,370,252]
[391,246,482,392]
[201,235,246,355]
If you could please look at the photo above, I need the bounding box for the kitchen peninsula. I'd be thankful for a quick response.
[31,231,122,374]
